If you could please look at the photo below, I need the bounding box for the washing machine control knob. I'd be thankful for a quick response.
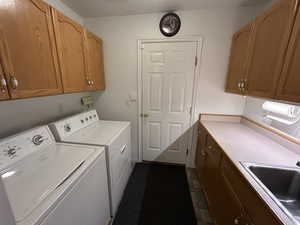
[32,135,44,146]
[64,124,71,132]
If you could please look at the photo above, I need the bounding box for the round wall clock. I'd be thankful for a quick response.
[159,13,181,37]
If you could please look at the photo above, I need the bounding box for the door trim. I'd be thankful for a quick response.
[137,37,203,165]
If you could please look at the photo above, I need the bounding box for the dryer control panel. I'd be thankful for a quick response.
[49,110,99,141]
[0,127,55,171]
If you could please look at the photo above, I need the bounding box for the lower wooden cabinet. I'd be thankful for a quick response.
[195,124,207,177]
[218,167,246,225]
[195,122,282,225]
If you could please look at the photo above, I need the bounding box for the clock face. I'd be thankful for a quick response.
[160,13,181,37]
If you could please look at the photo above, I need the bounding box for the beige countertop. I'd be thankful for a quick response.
[201,117,300,225]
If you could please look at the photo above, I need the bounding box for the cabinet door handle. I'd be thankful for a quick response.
[120,144,126,154]
[0,78,7,93]
[201,149,206,156]
[10,76,18,90]
[237,81,242,90]
[234,217,240,225]
[86,79,92,86]
[208,145,213,150]
[243,79,247,91]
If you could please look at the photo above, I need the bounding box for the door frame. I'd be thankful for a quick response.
[137,37,203,165]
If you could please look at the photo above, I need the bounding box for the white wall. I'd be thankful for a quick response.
[85,7,263,162]
[44,0,84,25]
[0,0,88,139]
[244,97,300,140]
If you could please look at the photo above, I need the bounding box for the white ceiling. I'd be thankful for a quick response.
[60,0,271,18]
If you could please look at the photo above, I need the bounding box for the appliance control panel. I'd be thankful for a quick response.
[0,127,55,171]
[49,110,99,141]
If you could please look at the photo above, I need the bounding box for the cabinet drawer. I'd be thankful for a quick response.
[206,135,222,166]
[221,157,282,225]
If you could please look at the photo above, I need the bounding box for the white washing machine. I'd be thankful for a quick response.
[49,110,133,216]
[0,126,110,225]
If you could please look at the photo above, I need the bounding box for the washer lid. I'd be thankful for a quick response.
[64,120,130,145]
[1,143,94,223]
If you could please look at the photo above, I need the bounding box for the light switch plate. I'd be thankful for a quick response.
[129,92,137,102]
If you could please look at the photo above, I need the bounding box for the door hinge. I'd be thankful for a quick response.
[189,106,193,115]
[195,57,198,66]
[186,148,189,156]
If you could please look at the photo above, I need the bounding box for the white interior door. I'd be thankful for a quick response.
[142,41,197,164]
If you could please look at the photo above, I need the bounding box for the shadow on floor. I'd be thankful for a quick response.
[112,163,215,225]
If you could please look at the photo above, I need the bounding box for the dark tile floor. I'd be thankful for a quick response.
[186,168,215,225]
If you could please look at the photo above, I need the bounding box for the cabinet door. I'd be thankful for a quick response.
[195,124,207,177]
[85,30,105,91]
[0,0,63,99]
[0,62,9,100]
[202,151,221,224]
[246,0,298,98]
[52,9,89,93]
[225,23,253,95]
[202,152,216,207]
[218,162,245,225]
[276,9,300,103]
[0,30,10,100]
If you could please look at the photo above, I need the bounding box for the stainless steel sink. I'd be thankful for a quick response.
[242,162,300,225]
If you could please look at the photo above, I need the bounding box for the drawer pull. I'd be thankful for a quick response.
[201,149,206,156]
[120,144,126,154]
[234,217,239,225]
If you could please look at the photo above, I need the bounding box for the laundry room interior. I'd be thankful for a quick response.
[2,0,300,225]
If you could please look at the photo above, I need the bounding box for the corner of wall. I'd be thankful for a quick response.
[43,0,84,25]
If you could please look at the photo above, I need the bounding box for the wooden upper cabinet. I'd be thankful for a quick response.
[85,30,105,91]
[0,30,10,100]
[0,61,9,101]
[245,0,298,98]
[52,9,89,93]
[0,0,63,99]
[225,23,253,95]
[276,8,300,102]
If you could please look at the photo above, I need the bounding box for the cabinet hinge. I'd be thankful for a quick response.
[195,57,198,66]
